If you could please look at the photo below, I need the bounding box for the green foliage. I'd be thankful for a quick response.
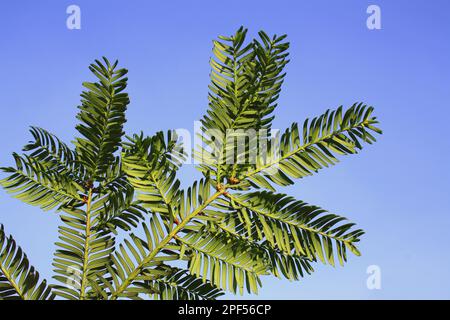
[0,152,83,211]
[147,268,224,300]
[0,27,381,300]
[74,57,130,180]
[0,225,54,300]
[244,104,381,190]
[224,192,364,266]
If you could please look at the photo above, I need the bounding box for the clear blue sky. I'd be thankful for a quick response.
[1,0,449,299]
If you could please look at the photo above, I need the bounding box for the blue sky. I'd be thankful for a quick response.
[0,0,449,299]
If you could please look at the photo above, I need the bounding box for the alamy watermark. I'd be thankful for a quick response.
[65,5,381,31]
[171,121,281,173]
[367,5,382,30]
[66,5,81,30]
[65,265,82,290]
[366,265,382,290]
